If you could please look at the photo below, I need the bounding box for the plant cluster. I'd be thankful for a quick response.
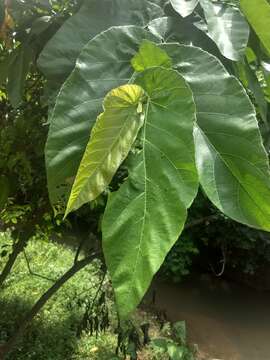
[0,0,270,356]
[36,0,270,318]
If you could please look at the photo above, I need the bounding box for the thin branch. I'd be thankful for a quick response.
[0,237,26,289]
[89,271,106,312]
[23,250,56,282]
[0,252,100,359]
[76,270,106,337]
[74,236,87,264]
[210,245,227,277]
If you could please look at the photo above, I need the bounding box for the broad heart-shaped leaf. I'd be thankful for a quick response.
[46,26,158,209]
[240,0,270,56]
[131,40,172,72]
[65,85,145,217]
[161,43,270,231]
[102,67,197,318]
[170,0,199,17]
[199,0,249,61]
[38,0,163,88]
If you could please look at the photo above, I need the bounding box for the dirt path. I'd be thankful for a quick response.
[153,276,270,360]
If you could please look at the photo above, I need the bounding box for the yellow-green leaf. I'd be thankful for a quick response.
[131,39,172,72]
[241,0,270,56]
[65,84,145,216]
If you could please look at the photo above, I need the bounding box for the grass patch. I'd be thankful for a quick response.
[0,233,117,360]
[0,233,198,360]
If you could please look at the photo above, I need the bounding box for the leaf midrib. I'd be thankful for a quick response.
[68,104,140,212]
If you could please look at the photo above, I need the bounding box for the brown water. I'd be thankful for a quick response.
[152,276,270,360]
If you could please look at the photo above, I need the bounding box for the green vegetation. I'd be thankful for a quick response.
[1,0,270,358]
[0,232,117,360]
[0,233,197,360]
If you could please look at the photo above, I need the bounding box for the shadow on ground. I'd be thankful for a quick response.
[0,297,117,360]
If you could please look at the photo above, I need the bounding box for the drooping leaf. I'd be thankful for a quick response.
[65,84,145,216]
[162,43,270,231]
[169,0,199,17]
[240,0,270,56]
[46,26,158,209]
[131,40,172,72]
[6,44,33,108]
[199,0,249,61]
[38,0,164,89]
[102,67,197,318]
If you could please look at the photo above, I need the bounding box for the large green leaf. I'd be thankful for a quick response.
[169,0,199,17]
[38,0,163,88]
[131,40,172,72]
[102,67,197,318]
[199,0,249,61]
[46,26,158,209]
[65,84,145,216]
[162,43,270,230]
[240,0,270,56]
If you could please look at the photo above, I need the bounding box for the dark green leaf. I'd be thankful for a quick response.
[199,0,249,61]
[162,43,270,230]
[38,0,164,88]
[148,16,220,58]
[46,26,158,209]
[6,44,33,108]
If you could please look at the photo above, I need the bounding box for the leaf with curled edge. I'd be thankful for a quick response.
[199,0,249,61]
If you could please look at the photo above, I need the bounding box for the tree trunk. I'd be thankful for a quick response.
[0,237,26,288]
[0,253,97,359]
